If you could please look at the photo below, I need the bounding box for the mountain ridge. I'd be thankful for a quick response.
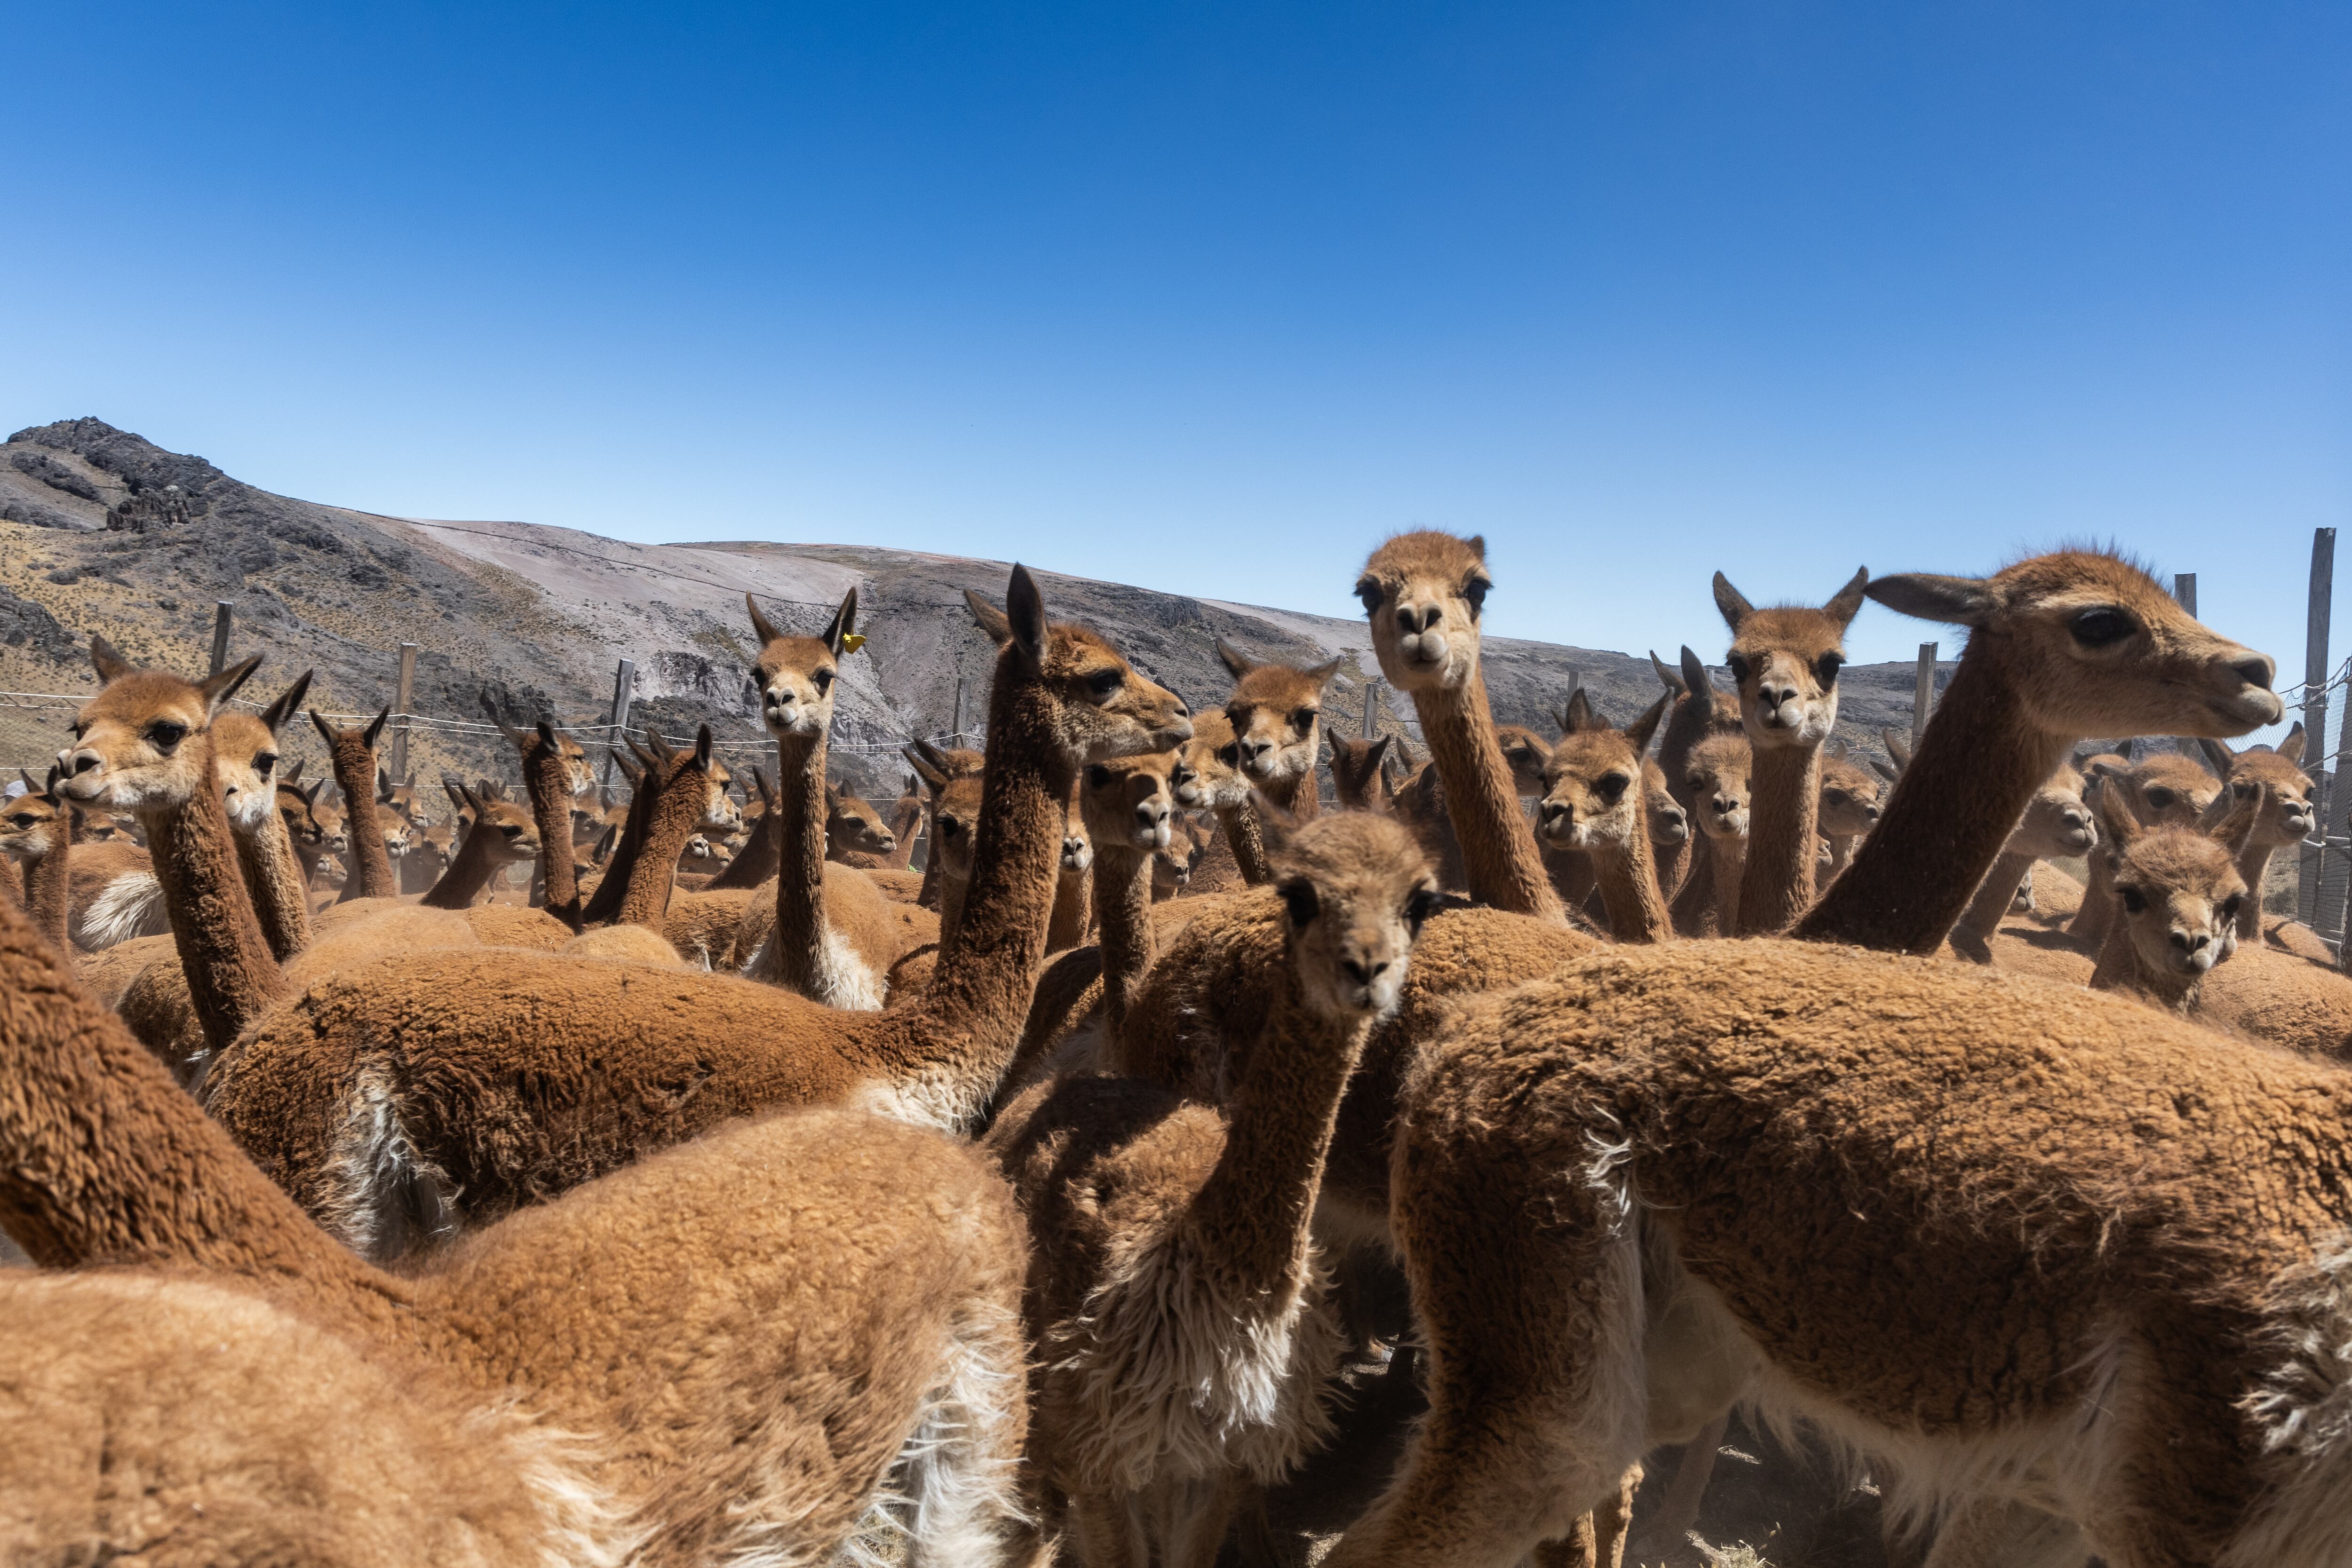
[0,417,1940,800]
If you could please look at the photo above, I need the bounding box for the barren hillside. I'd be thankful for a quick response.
[0,417,1944,802]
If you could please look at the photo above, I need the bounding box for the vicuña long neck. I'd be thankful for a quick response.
[1653,834,1694,903]
[884,798,922,868]
[2090,926,2201,1013]
[1263,760,1320,822]
[855,652,1069,1125]
[578,773,658,926]
[235,809,313,961]
[616,775,706,928]
[329,748,398,903]
[1545,844,1597,911]
[523,752,581,926]
[1048,863,1091,951]
[1594,828,1673,944]
[2068,847,2117,946]
[709,810,780,891]
[1796,647,2070,954]
[1412,673,1565,922]
[25,819,72,950]
[1739,744,1821,936]
[2234,842,2275,941]
[771,734,830,995]
[1950,849,2036,958]
[0,889,406,1328]
[1093,845,1155,1045]
[139,744,289,1056]
[1181,978,1370,1305]
[421,823,504,910]
[1710,834,1748,936]
[1216,801,1272,885]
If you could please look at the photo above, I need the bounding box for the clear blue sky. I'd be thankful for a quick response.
[7,3,2347,728]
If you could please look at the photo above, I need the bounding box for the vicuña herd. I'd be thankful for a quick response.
[13,533,2352,1568]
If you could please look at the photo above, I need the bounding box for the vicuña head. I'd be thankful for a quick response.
[1538,689,1669,858]
[214,671,312,835]
[2201,727,2316,849]
[1215,640,1341,791]
[1817,750,1884,843]
[1713,567,1868,749]
[1685,734,1753,842]
[59,637,262,812]
[906,739,986,886]
[748,587,853,742]
[0,770,66,863]
[2096,785,2256,985]
[1081,750,1179,854]
[1264,807,1440,1021]
[1867,551,2280,737]
[1357,531,1490,693]
[443,779,541,868]
[965,570,1193,764]
[825,784,896,856]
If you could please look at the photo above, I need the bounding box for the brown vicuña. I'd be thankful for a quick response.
[199,566,1192,1259]
[1324,550,2299,1568]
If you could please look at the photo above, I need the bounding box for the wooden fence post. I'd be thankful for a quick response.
[387,643,418,784]
[2302,530,2336,926]
[1361,680,1378,739]
[208,602,233,676]
[600,658,636,793]
[1911,643,1939,752]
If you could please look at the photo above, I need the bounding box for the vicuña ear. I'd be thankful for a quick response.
[904,744,949,792]
[2097,784,2145,847]
[1563,688,1598,734]
[309,710,338,748]
[90,634,135,684]
[202,654,264,716]
[2195,738,2235,778]
[965,589,1013,649]
[1624,690,1672,755]
[443,778,469,814]
[1003,564,1050,669]
[2279,722,2307,768]
[821,588,858,657]
[1679,646,1711,702]
[1824,567,1871,627]
[1711,572,1756,633]
[1649,650,1684,696]
[1866,573,1995,628]
[693,725,715,772]
[2212,789,2264,855]
[1881,728,1913,770]
[261,671,314,734]
[746,592,783,648]
[477,689,529,749]
[1304,656,1344,690]
[536,719,560,751]
[361,705,391,749]
[1214,638,1256,681]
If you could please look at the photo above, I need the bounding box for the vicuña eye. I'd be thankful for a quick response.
[1724,655,1751,685]
[1279,880,1320,927]
[1816,652,1843,687]
[1462,576,1490,615]
[1087,764,1111,788]
[2119,887,2148,914]
[2070,608,2135,647]
[811,669,834,692]
[1089,670,1124,698]
[1596,772,1630,802]
[146,721,187,750]
[2145,788,2176,810]
[1354,577,1384,614]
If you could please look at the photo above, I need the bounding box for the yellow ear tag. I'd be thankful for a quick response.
[840,633,867,654]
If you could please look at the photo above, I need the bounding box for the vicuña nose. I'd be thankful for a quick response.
[2233,653,2277,691]
[1758,681,1797,713]
[1396,603,1440,634]
[1712,794,1738,813]
[2170,930,2210,953]
[66,750,101,776]
[1342,957,1390,986]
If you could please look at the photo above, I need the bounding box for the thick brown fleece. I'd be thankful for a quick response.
[0,883,1034,1564]
[143,743,291,1058]
[1327,938,2352,1567]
